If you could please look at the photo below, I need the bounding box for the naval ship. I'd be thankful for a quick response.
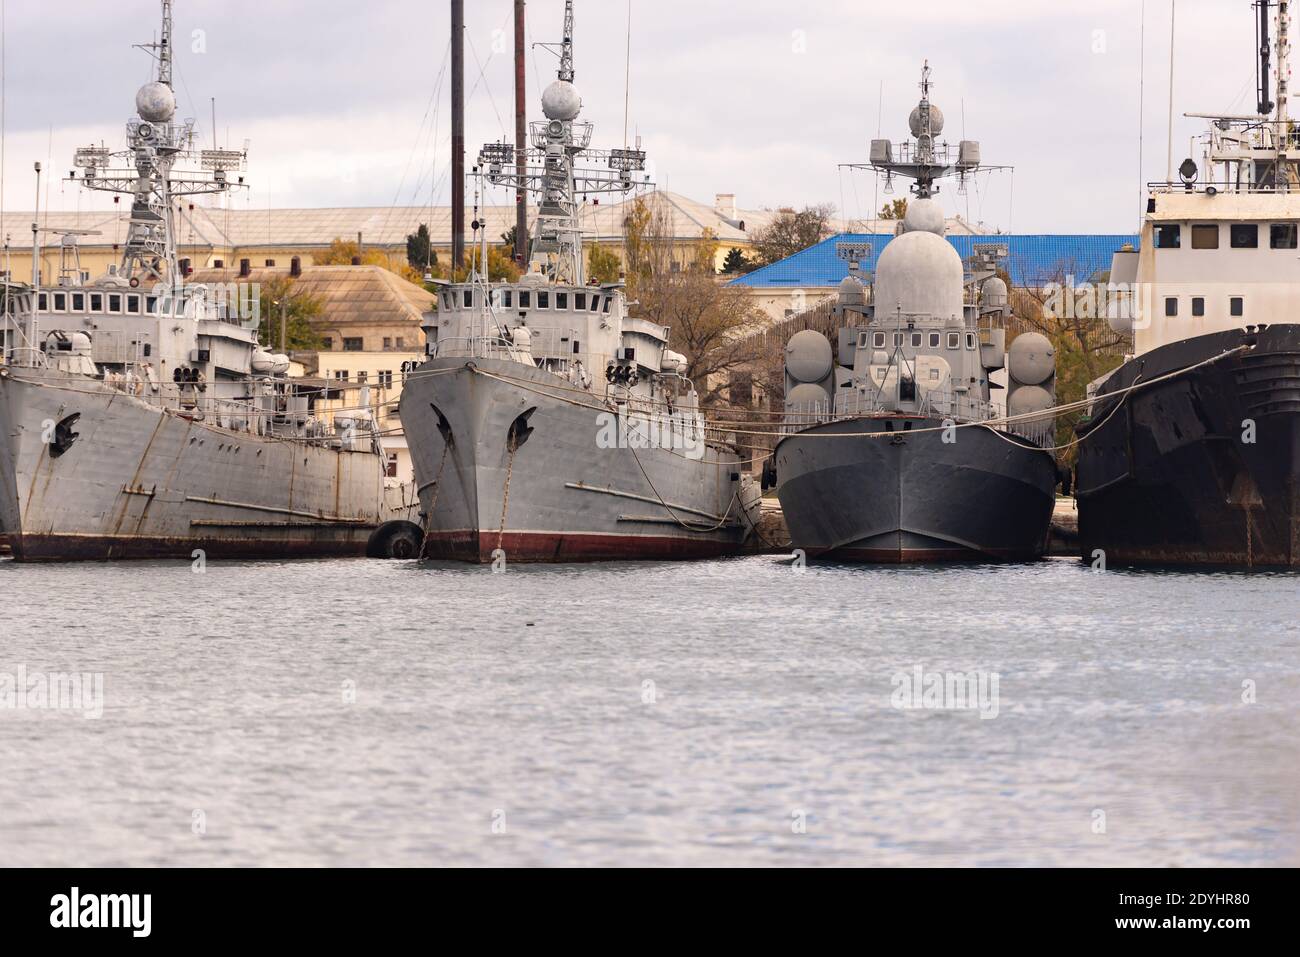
[1076,0,1300,568]
[0,0,388,561]
[398,1,761,563]
[766,65,1060,562]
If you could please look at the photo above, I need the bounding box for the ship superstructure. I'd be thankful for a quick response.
[399,0,760,562]
[766,64,1060,562]
[1076,0,1300,567]
[0,0,389,561]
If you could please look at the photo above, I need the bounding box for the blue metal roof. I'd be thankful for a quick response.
[727,232,1140,289]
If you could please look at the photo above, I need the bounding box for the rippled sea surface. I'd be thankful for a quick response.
[1,554,1297,867]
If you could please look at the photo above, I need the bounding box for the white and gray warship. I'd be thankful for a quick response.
[1076,0,1300,567]
[0,0,388,562]
[397,1,761,563]
[766,65,1060,562]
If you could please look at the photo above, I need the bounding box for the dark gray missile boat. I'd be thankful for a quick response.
[766,64,1060,562]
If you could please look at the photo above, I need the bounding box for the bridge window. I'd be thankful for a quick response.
[873,332,886,348]
[911,332,923,347]
[556,292,568,310]
[1155,224,1181,249]
[575,292,587,310]
[947,332,960,349]
[72,293,85,311]
[90,293,103,312]
[1230,224,1258,248]
[1191,225,1219,249]
[441,292,452,310]
[519,290,531,309]
[893,332,904,347]
[502,289,513,308]
[126,295,141,314]
[53,293,66,311]
[929,332,941,348]
[1271,224,1298,248]
[37,293,48,311]
[966,333,977,350]
[1230,297,1244,317]
[108,294,122,313]
[537,291,550,309]
[591,296,601,312]
[1165,297,1178,317]
[603,297,612,314]
[462,289,473,308]
[1191,297,1205,317]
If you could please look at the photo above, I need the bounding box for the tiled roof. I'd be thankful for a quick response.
[187,265,433,327]
[728,232,1139,289]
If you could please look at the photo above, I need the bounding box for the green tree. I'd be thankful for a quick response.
[587,243,622,284]
[406,224,437,272]
[879,198,909,220]
[720,247,754,274]
[256,276,325,352]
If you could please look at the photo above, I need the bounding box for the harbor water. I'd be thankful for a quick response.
[1,555,1296,867]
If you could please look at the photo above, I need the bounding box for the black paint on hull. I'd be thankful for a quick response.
[1075,324,1300,568]
[774,416,1058,563]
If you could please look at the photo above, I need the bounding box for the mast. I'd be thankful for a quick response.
[559,0,575,82]
[514,0,528,265]
[71,0,245,289]
[451,0,465,271]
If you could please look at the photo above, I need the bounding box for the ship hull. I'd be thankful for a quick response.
[774,416,1058,562]
[399,357,759,563]
[1075,324,1300,567]
[0,367,386,562]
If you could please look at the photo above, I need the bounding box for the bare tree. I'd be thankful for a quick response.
[749,204,836,266]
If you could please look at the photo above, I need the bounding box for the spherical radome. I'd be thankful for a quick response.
[785,330,833,384]
[136,82,176,122]
[1008,384,1054,418]
[901,197,945,236]
[541,80,582,121]
[908,103,945,137]
[1008,332,1056,385]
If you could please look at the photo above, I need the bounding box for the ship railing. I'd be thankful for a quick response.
[608,398,709,450]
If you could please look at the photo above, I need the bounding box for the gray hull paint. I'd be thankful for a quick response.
[775,416,1057,562]
[400,358,759,562]
[0,367,387,561]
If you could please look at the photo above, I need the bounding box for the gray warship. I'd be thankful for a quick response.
[396,0,761,563]
[766,65,1060,562]
[0,0,389,561]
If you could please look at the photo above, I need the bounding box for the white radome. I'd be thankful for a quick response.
[135,82,176,122]
[909,103,945,137]
[900,197,946,236]
[541,79,582,121]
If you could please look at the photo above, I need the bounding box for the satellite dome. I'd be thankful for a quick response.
[900,197,945,236]
[980,276,1009,310]
[873,230,964,321]
[909,103,944,137]
[541,79,582,121]
[135,81,176,122]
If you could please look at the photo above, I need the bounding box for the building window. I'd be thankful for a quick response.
[395,337,405,349]
[1155,224,1181,249]
[356,371,368,383]
[1165,297,1178,317]
[214,259,224,268]
[385,453,399,478]
[378,370,393,389]
[343,337,363,351]
[265,259,276,267]
[1192,297,1205,317]
[1271,224,1298,248]
[333,370,350,381]
[322,337,333,350]
[947,332,960,349]
[1191,225,1219,249]
[1230,296,1244,317]
[1230,224,1259,248]
[383,337,392,349]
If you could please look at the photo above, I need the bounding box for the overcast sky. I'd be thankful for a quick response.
[0,0,1270,234]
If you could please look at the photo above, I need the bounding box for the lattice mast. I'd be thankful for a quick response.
[70,0,246,288]
[477,0,649,286]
